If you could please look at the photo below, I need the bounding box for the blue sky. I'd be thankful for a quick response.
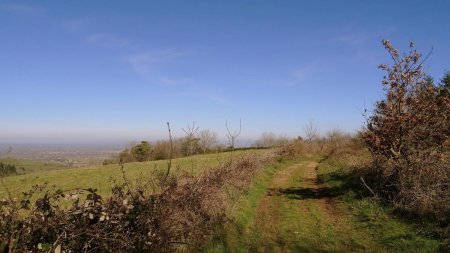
[1,0,449,143]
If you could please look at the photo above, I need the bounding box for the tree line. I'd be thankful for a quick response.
[104,129,296,165]
[104,129,218,164]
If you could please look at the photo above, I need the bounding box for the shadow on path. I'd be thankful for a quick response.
[268,186,342,200]
[267,173,354,201]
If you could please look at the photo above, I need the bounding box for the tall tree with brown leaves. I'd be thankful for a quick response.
[364,40,450,217]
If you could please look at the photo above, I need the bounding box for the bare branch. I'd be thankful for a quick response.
[166,122,173,177]
[360,176,377,197]
[182,121,200,156]
[225,118,242,150]
[181,121,199,138]
[303,119,318,143]
[416,46,433,69]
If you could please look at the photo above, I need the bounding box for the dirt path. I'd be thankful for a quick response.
[246,158,371,252]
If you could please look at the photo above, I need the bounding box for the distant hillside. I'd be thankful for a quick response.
[0,142,124,166]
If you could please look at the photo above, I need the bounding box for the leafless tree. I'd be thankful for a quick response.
[182,121,200,156]
[303,120,318,142]
[198,129,218,154]
[226,119,242,150]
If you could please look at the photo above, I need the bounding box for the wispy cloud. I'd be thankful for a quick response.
[0,3,45,16]
[328,26,397,46]
[287,62,320,87]
[329,32,370,45]
[125,49,188,75]
[85,33,131,48]
[175,91,229,104]
[159,77,194,87]
[203,93,229,104]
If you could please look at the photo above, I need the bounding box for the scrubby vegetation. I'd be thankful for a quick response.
[0,162,17,177]
[362,40,450,221]
[316,138,446,252]
[105,131,221,165]
[107,130,290,166]
[0,151,279,252]
[205,134,447,252]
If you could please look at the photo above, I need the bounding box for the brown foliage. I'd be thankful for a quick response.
[363,40,450,219]
[277,139,304,160]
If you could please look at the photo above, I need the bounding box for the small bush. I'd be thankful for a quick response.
[0,162,17,177]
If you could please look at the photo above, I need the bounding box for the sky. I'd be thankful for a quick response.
[1,0,449,144]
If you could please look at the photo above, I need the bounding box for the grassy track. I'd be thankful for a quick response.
[207,155,442,252]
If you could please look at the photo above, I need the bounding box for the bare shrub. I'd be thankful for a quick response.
[363,40,450,219]
[152,139,171,160]
[277,139,304,160]
[0,152,275,252]
[198,130,218,154]
[254,132,290,148]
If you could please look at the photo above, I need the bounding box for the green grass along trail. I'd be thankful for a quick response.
[215,157,441,253]
[249,159,363,252]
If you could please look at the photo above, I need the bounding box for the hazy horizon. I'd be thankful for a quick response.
[1,0,449,143]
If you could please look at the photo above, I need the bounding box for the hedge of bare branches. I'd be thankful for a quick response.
[0,152,276,252]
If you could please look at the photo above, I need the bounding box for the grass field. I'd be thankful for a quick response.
[0,158,70,174]
[0,149,268,199]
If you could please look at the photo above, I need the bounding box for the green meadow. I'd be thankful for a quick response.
[0,150,267,199]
